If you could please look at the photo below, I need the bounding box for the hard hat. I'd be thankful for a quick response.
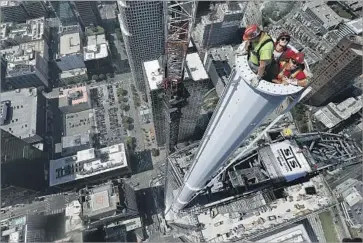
[291,52,305,64]
[243,24,261,41]
[277,31,291,41]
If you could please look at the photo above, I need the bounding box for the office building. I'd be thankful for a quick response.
[242,1,262,27]
[84,26,112,75]
[79,181,139,228]
[1,40,49,89]
[118,1,164,92]
[314,95,362,129]
[1,56,7,91]
[56,25,85,72]
[72,1,101,29]
[1,214,47,242]
[58,86,91,113]
[304,35,363,106]
[335,178,363,228]
[204,45,235,97]
[21,1,48,19]
[144,53,211,146]
[0,1,29,23]
[0,18,49,49]
[302,2,343,30]
[336,17,363,40]
[0,1,48,23]
[50,2,78,27]
[1,88,46,144]
[193,2,246,51]
[100,2,118,33]
[49,143,131,189]
[59,68,88,85]
[1,129,48,191]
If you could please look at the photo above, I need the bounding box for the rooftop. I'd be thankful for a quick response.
[84,33,108,61]
[62,133,91,155]
[0,18,47,47]
[346,17,363,34]
[314,95,362,128]
[59,32,82,57]
[200,2,246,25]
[144,60,164,91]
[256,223,312,242]
[60,67,87,79]
[185,53,209,81]
[81,182,119,218]
[64,109,95,136]
[49,143,128,186]
[303,2,343,29]
[100,3,117,20]
[59,86,89,107]
[65,200,83,233]
[0,1,21,7]
[0,88,39,140]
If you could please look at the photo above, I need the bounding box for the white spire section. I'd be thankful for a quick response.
[165,44,310,219]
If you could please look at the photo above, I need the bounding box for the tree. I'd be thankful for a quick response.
[99,74,106,80]
[122,97,128,102]
[123,116,134,124]
[119,103,126,110]
[123,104,130,111]
[126,123,134,131]
[151,148,160,157]
[92,74,99,81]
[125,136,136,150]
[121,89,128,96]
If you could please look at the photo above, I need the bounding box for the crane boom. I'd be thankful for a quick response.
[162,1,197,151]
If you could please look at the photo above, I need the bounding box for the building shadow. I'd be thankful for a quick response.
[130,150,154,174]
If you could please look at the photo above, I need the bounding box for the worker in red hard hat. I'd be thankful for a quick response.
[272,52,309,87]
[274,32,296,62]
[242,24,274,86]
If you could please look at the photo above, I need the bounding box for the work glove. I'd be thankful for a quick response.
[250,75,261,88]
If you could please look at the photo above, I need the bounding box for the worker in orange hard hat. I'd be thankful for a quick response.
[242,24,274,87]
[274,32,296,62]
[272,52,309,87]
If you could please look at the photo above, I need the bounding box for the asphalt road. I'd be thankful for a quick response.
[327,163,363,189]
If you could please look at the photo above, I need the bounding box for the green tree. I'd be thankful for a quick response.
[99,74,106,80]
[125,136,136,150]
[151,148,160,157]
[123,104,130,111]
[92,74,99,81]
[123,97,128,102]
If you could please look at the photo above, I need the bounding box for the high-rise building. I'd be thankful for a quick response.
[193,2,246,51]
[303,35,363,106]
[1,129,48,190]
[0,1,48,23]
[143,52,211,146]
[72,1,101,29]
[242,1,262,27]
[118,1,164,92]
[1,88,47,144]
[50,2,78,27]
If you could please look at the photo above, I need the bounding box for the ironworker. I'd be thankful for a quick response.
[272,52,310,87]
[242,24,274,86]
[274,32,296,61]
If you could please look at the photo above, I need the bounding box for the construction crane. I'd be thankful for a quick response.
[162,1,197,151]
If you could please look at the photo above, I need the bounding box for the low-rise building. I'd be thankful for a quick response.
[56,25,85,72]
[303,2,344,30]
[314,95,362,129]
[0,17,49,48]
[61,133,92,157]
[58,86,91,114]
[1,40,49,89]
[49,143,131,189]
[0,88,46,144]
[59,67,88,85]
[335,178,363,228]
[83,26,111,75]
